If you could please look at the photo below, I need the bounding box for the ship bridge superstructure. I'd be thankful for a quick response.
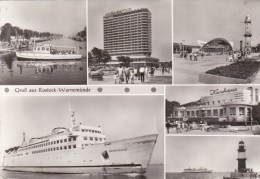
[4,123,106,158]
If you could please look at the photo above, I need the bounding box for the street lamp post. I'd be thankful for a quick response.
[182,40,185,59]
[250,107,253,131]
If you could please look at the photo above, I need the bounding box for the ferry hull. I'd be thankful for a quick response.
[16,52,82,61]
[2,134,158,174]
[2,165,145,174]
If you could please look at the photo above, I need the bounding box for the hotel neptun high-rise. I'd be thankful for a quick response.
[103,8,159,66]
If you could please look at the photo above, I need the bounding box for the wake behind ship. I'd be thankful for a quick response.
[2,108,158,174]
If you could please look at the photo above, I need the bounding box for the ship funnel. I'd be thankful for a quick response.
[69,103,77,128]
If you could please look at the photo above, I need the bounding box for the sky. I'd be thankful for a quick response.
[88,0,172,62]
[0,0,86,37]
[166,136,260,172]
[174,0,260,48]
[166,85,254,105]
[0,95,164,164]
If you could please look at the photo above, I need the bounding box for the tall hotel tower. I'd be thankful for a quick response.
[103,8,159,66]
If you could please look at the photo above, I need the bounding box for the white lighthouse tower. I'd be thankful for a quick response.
[244,15,252,55]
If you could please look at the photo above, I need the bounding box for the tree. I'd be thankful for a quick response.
[0,23,12,43]
[88,52,94,66]
[91,47,103,65]
[117,56,131,66]
[252,103,260,124]
[89,47,111,65]
[23,29,33,39]
[165,100,181,117]
[77,26,86,40]
[101,50,111,64]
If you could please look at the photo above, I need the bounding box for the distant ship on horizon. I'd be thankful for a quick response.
[2,106,158,174]
[183,167,213,173]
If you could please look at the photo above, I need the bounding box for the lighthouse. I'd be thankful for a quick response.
[244,15,252,55]
[237,141,247,172]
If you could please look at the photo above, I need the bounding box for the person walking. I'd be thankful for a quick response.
[181,122,185,132]
[139,66,145,83]
[186,121,191,132]
[145,66,149,77]
[130,69,135,84]
[117,66,124,84]
[114,72,119,84]
[176,122,181,133]
[194,53,198,61]
[162,66,165,75]
[190,53,193,61]
[124,65,130,84]
[165,121,171,134]
[137,66,140,80]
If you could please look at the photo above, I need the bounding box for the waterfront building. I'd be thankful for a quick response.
[103,8,159,67]
[173,87,259,122]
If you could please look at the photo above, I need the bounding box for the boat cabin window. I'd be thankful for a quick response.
[60,139,63,143]
[72,137,76,141]
[90,137,93,141]
[37,47,40,51]
[84,137,88,140]
[68,145,71,149]
[95,137,98,141]
[64,146,67,150]
[68,138,71,142]
[73,145,76,148]
[54,141,56,144]
[60,146,63,150]
[56,147,59,150]
[46,47,49,51]
[57,140,59,144]
[99,138,102,141]
[42,47,45,51]
[64,139,67,142]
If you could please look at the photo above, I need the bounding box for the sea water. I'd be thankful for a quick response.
[166,172,231,179]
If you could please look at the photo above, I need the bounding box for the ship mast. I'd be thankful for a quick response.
[69,104,77,128]
[21,132,27,147]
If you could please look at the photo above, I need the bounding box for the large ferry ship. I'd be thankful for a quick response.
[183,167,213,173]
[2,108,158,174]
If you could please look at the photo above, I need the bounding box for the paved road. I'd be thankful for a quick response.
[174,54,231,84]
[89,69,172,85]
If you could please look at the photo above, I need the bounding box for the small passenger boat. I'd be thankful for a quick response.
[16,44,82,61]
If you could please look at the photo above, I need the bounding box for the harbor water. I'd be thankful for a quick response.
[0,38,87,85]
[166,172,231,179]
[0,164,163,179]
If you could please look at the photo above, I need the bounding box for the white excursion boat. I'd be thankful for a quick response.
[2,107,158,174]
[16,44,82,61]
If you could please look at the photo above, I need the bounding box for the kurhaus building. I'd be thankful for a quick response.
[173,87,259,122]
[103,8,159,67]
